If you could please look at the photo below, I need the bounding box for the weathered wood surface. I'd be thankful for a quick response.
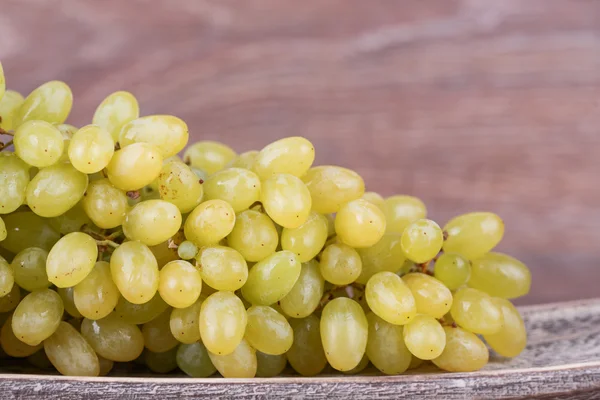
[0,298,598,399]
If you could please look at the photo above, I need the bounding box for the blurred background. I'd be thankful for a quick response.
[1,0,598,305]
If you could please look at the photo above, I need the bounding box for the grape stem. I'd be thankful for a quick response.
[0,127,14,136]
[95,239,120,249]
[0,140,13,151]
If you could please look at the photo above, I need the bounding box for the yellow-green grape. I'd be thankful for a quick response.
[245,305,293,355]
[433,253,471,290]
[177,241,198,260]
[362,191,385,209]
[261,173,312,229]
[26,163,88,218]
[325,213,336,237]
[227,150,258,170]
[196,246,247,291]
[119,115,188,158]
[68,124,114,174]
[408,356,424,370]
[241,251,301,306]
[365,271,416,325]
[48,202,92,234]
[320,297,368,371]
[158,260,202,309]
[256,351,287,377]
[483,298,527,357]
[450,287,503,334]
[199,291,247,355]
[110,241,159,304]
[0,284,20,312]
[73,261,119,320]
[156,161,203,213]
[11,247,50,292]
[12,289,64,346]
[356,234,406,284]
[0,152,30,214]
[81,315,145,362]
[1,316,42,357]
[14,81,72,126]
[0,256,13,296]
[145,347,179,374]
[92,91,140,141]
[287,315,327,376]
[0,90,25,130]
[402,273,452,319]
[341,353,370,375]
[13,120,64,167]
[443,212,504,260]
[44,321,100,377]
[184,199,235,247]
[57,287,82,318]
[114,293,169,325]
[123,200,182,246]
[281,212,328,262]
[106,142,163,191]
[432,326,489,372]
[280,260,324,318]
[319,243,362,285]
[0,217,5,241]
[142,308,179,353]
[302,166,365,214]
[203,168,261,213]
[56,124,78,163]
[191,166,209,182]
[403,314,446,360]
[177,342,217,377]
[208,338,257,378]
[81,178,128,229]
[400,219,443,263]
[66,317,83,332]
[184,141,237,175]
[227,210,278,262]
[335,199,386,248]
[469,252,531,299]
[97,356,114,376]
[169,299,202,344]
[365,312,412,375]
[253,137,315,180]
[46,232,97,288]
[28,349,53,369]
[1,212,59,254]
[383,195,427,235]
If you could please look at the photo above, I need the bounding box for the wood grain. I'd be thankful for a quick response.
[1,0,599,304]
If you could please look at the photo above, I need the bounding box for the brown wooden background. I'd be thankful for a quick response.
[1,0,599,304]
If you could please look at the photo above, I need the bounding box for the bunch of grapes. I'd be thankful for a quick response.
[0,62,531,378]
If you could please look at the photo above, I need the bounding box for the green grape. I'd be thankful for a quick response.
[28,349,54,370]
[245,305,293,355]
[74,261,119,320]
[145,347,179,374]
[56,124,78,163]
[227,209,278,262]
[119,115,188,158]
[433,253,471,290]
[203,168,261,213]
[443,212,504,260]
[383,195,427,235]
[469,252,531,299]
[408,356,424,370]
[280,260,324,318]
[48,202,92,234]
[0,256,13,296]
[365,271,416,325]
[114,293,169,325]
[0,284,20,312]
[261,173,312,229]
[0,90,25,130]
[324,213,336,237]
[14,81,72,126]
[81,314,145,362]
[208,338,257,378]
[11,247,49,292]
[177,342,217,377]
[199,291,247,355]
[97,356,114,376]
[184,200,235,247]
[287,315,327,376]
[110,241,159,304]
[150,240,179,269]
[1,212,59,254]
[191,166,209,182]
[1,316,42,357]
[483,298,527,357]
[158,260,202,309]
[157,161,203,213]
[400,219,443,263]
[68,124,114,173]
[196,246,247,292]
[450,287,503,334]
[106,142,163,191]
[44,321,100,376]
[342,353,370,375]
[12,289,64,346]
[366,312,411,375]
[319,243,362,285]
[335,199,386,248]
[183,141,237,175]
[241,251,301,306]
[0,152,30,214]
[356,234,406,284]
[47,232,97,287]
[281,212,328,262]
[169,299,203,344]
[227,150,258,170]
[432,326,489,372]
[13,120,64,167]
[362,191,385,209]
[92,91,140,141]
[402,273,452,319]
[320,298,368,371]
[253,136,315,180]
[66,317,83,332]
[142,308,179,353]
[123,200,182,246]
[57,287,82,318]
[81,178,129,229]
[26,163,88,217]
[301,166,365,214]
[177,241,198,260]
[403,314,446,360]
[256,351,287,377]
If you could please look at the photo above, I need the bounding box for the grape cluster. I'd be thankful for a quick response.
[0,62,531,378]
